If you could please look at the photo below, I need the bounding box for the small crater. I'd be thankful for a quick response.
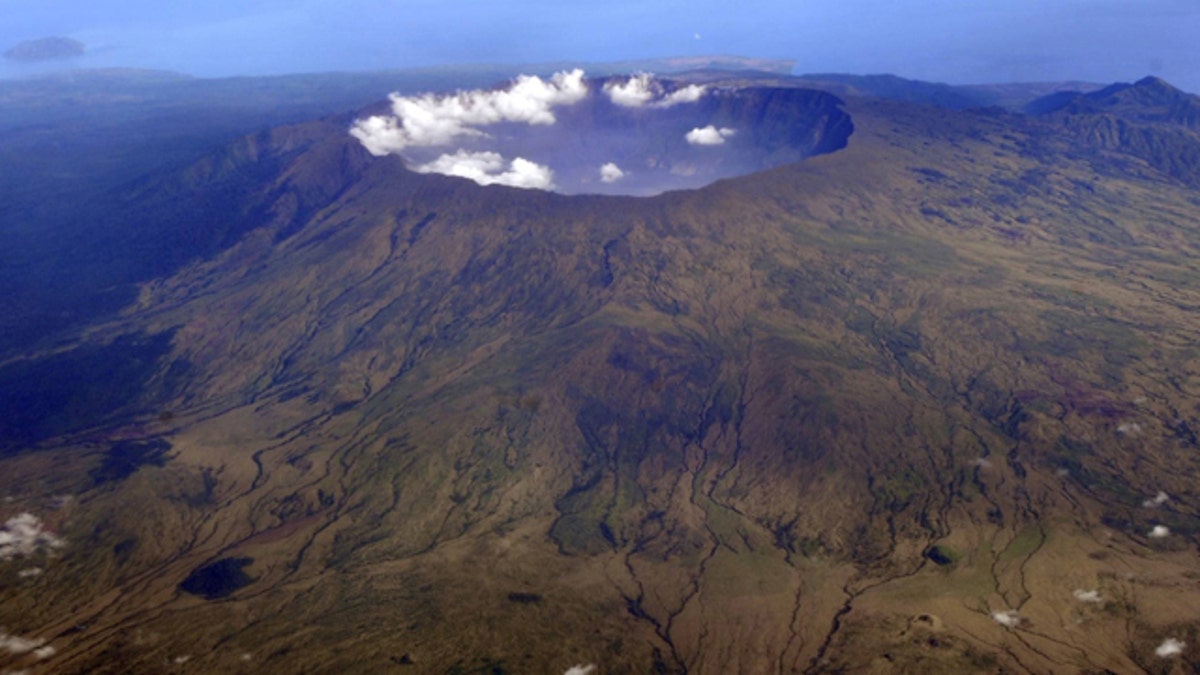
[506,592,543,604]
[925,545,959,566]
[908,614,944,632]
[91,439,172,485]
[179,557,255,600]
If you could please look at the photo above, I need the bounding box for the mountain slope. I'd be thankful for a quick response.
[2,80,1200,673]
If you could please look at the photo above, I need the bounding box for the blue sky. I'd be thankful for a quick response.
[2,0,1197,91]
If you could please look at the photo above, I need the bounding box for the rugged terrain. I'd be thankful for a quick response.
[3,72,1200,673]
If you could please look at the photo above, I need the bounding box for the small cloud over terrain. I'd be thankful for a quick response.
[0,631,47,656]
[1142,491,1169,508]
[686,126,736,146]
[1072,589,1103,603]
[32,646,55,660]
[991,610,1021,627]
[1156,638,1185,657]
[1148,525,1170,538]
[0,513,64,561]
[1116,422,1142,435]
[564,665,596,675]
[600,162,626,183]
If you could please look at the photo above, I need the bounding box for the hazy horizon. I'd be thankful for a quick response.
[2,0,1198,92]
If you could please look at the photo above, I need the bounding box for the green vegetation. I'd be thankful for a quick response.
[998,526,1044,564]
[925,544,961,566]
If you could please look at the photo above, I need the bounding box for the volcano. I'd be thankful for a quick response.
[2,71,1200,673]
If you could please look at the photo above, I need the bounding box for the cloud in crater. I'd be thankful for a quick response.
[603,74,706,108]
[686,125,736,145]
[600,162,626,183]
[413,150,554,190]
[350,69,588,155]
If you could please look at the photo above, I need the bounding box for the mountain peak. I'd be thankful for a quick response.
[1127,75,1188,102]
[1026,75,1200,128]
[1134,75,1175,90]
[1098,75,1191,105]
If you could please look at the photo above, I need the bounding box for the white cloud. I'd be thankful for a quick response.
[1117,422,1142,435]
[564,665,596,675]
[1143,491,1169,508]
[17,567,42,578]
[33,646,55,660]
[603,74,706,108]
[1156,638,1185,657]
[351,69,588,155]
[413,150,554,190]
[659,84,706,107]
[686,125,737,145]
[0,631,46,656]
[600,162,626,183]
[1148,525,1170,538]
[669,162,698,177]
[0,513,64,561]
[1073,589,1103,603]
[991,610,1020,628]
[604,73,656,107]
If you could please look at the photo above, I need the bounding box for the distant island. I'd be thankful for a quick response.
[4,36,85,63]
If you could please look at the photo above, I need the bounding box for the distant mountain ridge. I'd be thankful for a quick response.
[4,36,85,63]
[794,72,1108,110]
[1029,75,1200,129]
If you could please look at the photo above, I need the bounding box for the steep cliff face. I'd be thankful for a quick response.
[3,78,1200,673]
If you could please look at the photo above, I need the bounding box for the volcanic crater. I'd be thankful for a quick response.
[350,72,854,195]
